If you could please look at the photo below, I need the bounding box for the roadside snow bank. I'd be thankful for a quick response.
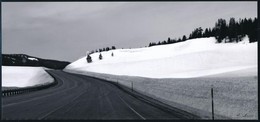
[66,37,257,78]
[2,66,54,88]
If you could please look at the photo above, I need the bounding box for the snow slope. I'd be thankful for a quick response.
[65,36,257,119]
[66,37,257,78]
[2,66,54,88]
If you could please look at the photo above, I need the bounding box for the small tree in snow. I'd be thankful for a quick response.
[111,52,114,57]
[99,53,103,60]
[111,46,116,50]
[86,55,92,63]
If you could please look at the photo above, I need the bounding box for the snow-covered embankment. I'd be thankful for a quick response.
[2,66,54,88]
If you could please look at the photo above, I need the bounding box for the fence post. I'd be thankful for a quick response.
[131,81,133,92]
[211,87,214,120]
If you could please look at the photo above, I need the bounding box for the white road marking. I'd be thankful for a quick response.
[117,94,146,120]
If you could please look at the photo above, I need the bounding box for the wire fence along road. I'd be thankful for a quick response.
[2,70,199,120]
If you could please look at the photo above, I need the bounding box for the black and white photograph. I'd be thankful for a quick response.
[1,1,258,120]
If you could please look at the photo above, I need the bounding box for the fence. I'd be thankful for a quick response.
[2,80,58,97]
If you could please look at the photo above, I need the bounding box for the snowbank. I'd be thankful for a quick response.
[2,66,54,88]
[66,37,257,78]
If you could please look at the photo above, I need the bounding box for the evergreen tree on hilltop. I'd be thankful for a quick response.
[197,27,203,38]
[247,18,258,43]
[189,27,203,39]
[177,38,182,42]
[86,55,92,63]
[99,53,103,60]
[215,19,228,43]
[182,35,187,41]
[167,37,171,44]
[162,40,167,45]
[149,43,152,47]
[106,47,110,51]
[228,18,238,42]
[112,46,116,50]
[203,28,211,37]
[148,42,156,47]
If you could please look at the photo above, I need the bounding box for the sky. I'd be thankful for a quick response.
[2,2,257,62]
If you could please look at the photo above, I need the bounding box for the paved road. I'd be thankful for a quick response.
[2,70,199,120]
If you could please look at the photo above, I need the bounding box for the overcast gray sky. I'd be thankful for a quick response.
[2,2,257,62]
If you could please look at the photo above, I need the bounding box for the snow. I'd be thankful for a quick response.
[64,36,257,119]
[66,36,257,78]
[2,66,54,88]
[28,57,38,61]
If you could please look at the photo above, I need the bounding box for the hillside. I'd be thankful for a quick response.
[64,36,257,119]
[65,36,257,78]
[2,54,70,70]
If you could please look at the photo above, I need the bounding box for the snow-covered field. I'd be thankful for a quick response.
[2,66,54,88]
[65,36,258,119]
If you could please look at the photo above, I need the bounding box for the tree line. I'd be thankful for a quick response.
[86,46,115,63]
[88,46,116,55]
[148,17,258,47]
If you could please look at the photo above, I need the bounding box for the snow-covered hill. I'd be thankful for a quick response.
[66,36,257,78]
[2,66,54,88]
[64,36,257,119]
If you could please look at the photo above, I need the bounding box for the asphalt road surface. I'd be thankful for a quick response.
[2,70,199,120]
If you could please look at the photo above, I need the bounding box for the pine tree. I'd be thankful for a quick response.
[149,43,152,47]
[111,52,114,57]
[177,38,181,42]
[203,28,209,37]
[172,39,177,43]
[214,19,227,43]
[228,18,237,42]
[112,46,116,50]
[106,47,110,51]
[167,37,171,44]
[189,27,203,39]
[247,18,257,43]
[197,27,203,38]
[250,17,258,43]
[86,55,92,63]
[162,40,167,45]
[99,53,103,60]
[182,35,187,41]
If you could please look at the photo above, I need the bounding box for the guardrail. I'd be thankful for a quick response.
[2,80,58,97]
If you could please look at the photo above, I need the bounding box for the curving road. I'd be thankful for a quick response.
[2,70,199,120]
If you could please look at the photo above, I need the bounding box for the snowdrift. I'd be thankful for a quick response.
[66,37,257,78]
[2,66,54,88]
